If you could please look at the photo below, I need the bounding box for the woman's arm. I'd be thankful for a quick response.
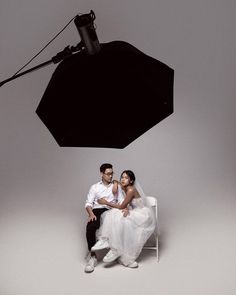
[98,188,134,209]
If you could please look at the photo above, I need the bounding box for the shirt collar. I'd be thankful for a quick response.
[99,180,112,187]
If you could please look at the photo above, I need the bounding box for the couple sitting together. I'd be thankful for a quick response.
[84,163,156,273]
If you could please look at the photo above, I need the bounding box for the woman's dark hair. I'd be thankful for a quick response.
[100,163,113,173]
[121,170,136,184]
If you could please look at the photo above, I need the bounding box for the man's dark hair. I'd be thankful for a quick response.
[100,163,113,173]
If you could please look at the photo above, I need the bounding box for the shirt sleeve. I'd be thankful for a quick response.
[85,185,96,208]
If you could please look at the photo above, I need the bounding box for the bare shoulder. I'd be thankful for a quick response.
[131,186,141,198]
[126,186,136,196]
[127,186,135,193]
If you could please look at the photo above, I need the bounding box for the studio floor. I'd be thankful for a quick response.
[1,189,236,295]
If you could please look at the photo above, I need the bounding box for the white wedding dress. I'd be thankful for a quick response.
[97,196,156,266]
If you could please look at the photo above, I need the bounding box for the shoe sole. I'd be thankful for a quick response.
[85,268,94,273]
[127,264,139,268]
[91,242,110,251]
[91,246,109,251]
[103,255,120,263]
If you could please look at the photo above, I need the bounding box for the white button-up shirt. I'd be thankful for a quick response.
[85,181,124,209]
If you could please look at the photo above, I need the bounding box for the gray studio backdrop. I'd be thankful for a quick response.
[0,0,236,295]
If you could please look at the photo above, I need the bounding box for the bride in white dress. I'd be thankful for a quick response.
[95,170,156,267]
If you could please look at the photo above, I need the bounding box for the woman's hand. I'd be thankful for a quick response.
[122,208,129,217]
[98,198,108,205]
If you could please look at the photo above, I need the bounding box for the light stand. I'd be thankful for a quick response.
[0,43,84,87]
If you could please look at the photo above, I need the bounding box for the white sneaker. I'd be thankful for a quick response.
[84,254,98,273]
[118,258,139,268]
[127,261,139,268]
[103,249,120,263]
[91,239,110,251]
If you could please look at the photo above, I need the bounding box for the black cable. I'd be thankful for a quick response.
[12,14,78,77]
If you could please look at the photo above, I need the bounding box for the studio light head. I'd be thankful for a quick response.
[74,10,101,55]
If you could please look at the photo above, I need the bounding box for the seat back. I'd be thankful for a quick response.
[145,196,157,207]
[145,196,158,226]
[143,196,158,261]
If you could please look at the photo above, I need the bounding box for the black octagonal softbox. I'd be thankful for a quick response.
[36,41,174,148]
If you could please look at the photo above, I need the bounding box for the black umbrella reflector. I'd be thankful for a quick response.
[36,41,174,148]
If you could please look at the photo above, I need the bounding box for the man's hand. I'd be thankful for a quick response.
[98,198,108,205]
[88,213,97,222]
[122,208,129,217]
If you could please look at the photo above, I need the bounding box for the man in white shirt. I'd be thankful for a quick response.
[84,163,124,273]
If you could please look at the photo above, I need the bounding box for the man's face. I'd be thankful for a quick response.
[102,168,114,184]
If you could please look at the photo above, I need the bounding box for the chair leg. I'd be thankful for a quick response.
[157,238,159,262]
